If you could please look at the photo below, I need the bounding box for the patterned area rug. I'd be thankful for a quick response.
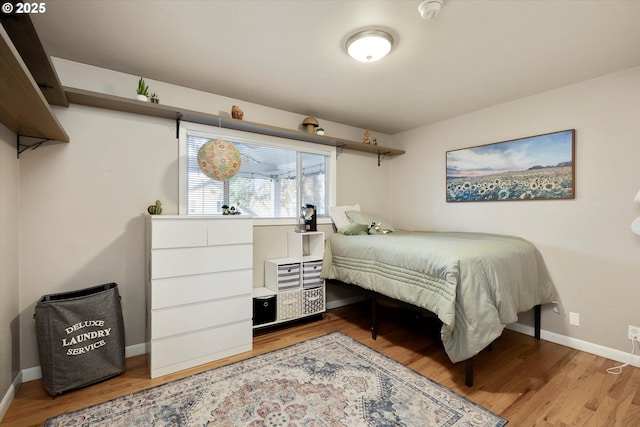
[46,332,507,426]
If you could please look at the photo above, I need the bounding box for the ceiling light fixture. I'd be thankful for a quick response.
[418,0,444,20]
[346,30,394,63]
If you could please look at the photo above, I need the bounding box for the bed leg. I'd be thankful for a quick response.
[534,304,541,340]
[465,358,474,387]
[371,294,377,340]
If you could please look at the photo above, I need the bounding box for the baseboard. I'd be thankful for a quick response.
[125,342,146,358]
[0,371,21,422]
[506,323,640,367]
[19,342,148,384]
[326,295,365,310]
[330,298,639,367]
[21,365,42,383]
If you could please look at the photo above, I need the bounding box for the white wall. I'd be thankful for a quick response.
[16,59,393,370]
[389,67,640,357]
[0,123,20,418]
[19,105,177,370]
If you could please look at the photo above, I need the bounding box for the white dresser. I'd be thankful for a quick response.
[146,215,253,378]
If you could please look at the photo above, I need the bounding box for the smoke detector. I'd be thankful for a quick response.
[418,0,444,20]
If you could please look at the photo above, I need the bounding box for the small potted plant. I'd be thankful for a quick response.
[136,77,149,102]
[316,127,325,136]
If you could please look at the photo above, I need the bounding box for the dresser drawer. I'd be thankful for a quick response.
[207,219,252,245]
[151,295,251,340]
[151,244,252,279]
[151,269,251,310]
[151,219,208,249]
[149,320,252,378]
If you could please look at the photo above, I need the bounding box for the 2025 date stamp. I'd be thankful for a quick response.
[2,2,47,14]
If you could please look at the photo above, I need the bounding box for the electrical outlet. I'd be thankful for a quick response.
[628,325,640,341]
[569,312,580,326]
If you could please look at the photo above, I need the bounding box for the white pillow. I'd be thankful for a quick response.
[329,204,361,232]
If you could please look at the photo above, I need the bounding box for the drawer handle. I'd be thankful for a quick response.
[307,296,320,301]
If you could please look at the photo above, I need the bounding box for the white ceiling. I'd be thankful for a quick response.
[31,0,640,135]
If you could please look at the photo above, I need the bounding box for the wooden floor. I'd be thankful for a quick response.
[2,301,639,426]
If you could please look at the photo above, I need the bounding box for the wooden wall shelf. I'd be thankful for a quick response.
[0,25,69,144]
[63,87,405,159]
[1,14,68,107]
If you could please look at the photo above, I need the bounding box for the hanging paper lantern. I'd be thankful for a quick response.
[197,139,242,181]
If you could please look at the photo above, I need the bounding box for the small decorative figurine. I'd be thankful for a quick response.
[302,117,319,134]
[368,221,389,235]
[147,200,162,215]
[150,93,159,104]
[231,105,244,120]
[221,204,241,215]
[363,129,372,144]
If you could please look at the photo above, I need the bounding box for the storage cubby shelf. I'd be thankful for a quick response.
[254,231,326,328]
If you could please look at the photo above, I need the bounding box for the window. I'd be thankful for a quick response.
[179,124,335,221]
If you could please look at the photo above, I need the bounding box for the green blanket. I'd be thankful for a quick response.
[321,231,556,363]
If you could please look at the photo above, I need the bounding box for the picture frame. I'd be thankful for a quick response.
[446,129,575,202]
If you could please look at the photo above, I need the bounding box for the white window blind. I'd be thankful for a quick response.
[184,129,330,218]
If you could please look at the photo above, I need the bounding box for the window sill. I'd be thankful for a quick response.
[253,217,332,227]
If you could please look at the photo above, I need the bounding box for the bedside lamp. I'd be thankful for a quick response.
[632,190,640,235]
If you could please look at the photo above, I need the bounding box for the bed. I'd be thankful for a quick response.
[321,219,557,386]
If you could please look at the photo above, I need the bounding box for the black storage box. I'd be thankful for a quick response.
[253,294,277,325]
[34,283,125,396]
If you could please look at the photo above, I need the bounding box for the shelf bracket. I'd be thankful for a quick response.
[17,135,52,159]
[175,114,183,139]
[377,151,389,167]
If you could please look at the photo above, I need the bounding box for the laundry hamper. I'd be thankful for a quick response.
[34,283,125,396]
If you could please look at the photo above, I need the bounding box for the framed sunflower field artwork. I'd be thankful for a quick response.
[446,129,575,202]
